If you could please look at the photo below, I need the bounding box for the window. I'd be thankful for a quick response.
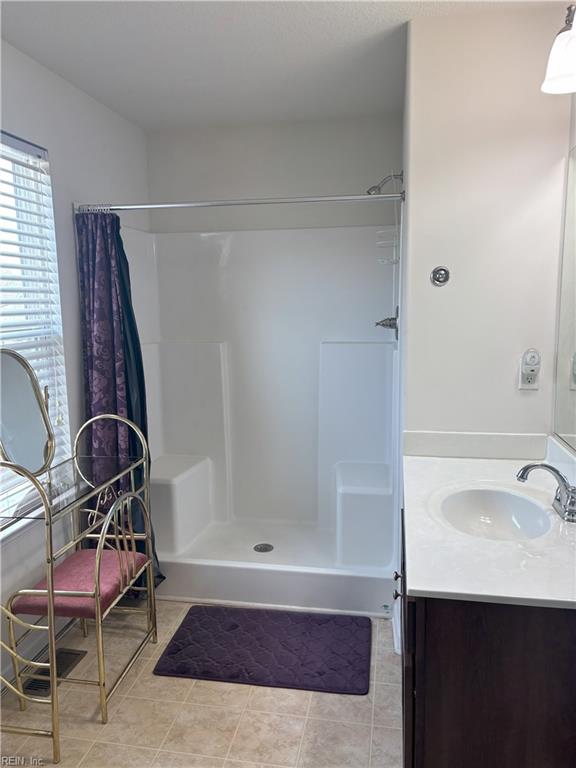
[0,131,71,526]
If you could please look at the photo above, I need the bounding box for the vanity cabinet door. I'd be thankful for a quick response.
[411,598,576,768]
[402,595,415,767]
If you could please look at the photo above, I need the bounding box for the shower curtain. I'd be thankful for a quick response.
[75,212,164,586]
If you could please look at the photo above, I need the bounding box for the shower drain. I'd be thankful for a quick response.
[253,542,274,553]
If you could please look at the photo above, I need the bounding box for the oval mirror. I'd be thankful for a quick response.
[0,349,55,474]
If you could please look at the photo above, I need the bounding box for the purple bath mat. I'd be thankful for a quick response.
[153,605,371,694]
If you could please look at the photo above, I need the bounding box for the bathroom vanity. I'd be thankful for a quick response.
[401,455,576,768]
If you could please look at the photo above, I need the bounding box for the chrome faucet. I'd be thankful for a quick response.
[516,463,576,523]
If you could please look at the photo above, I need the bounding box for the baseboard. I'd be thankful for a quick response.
[403,431,547,459]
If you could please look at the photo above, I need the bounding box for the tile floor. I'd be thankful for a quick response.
[0,600,403,767]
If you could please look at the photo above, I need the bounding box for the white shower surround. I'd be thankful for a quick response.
[125,225,400,614]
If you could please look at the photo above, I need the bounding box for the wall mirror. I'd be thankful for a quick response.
[0,348,55,474]
[554,147,576,452]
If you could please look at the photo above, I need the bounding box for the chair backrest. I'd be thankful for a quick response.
[94,491,152,598]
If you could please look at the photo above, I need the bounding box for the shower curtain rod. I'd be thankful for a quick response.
[75,191,404,213]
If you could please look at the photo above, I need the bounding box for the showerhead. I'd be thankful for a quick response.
[366,172,404,196]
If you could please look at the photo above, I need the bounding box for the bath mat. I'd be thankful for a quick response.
[153,605,371,694]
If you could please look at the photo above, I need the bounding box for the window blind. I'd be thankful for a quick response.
[0,132,71,526]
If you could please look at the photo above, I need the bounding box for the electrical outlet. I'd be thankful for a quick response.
[518,349,541,390]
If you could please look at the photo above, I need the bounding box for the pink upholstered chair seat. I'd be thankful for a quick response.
[12,549,148,619]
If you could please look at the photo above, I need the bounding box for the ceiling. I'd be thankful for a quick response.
[0,1,560,132]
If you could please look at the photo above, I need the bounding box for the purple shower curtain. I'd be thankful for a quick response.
[75,213,132,459]
[75,212,163,584]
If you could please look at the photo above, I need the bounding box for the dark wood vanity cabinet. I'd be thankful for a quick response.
[400,530,576,767]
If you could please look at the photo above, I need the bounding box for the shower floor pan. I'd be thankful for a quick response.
[156,520,395,616]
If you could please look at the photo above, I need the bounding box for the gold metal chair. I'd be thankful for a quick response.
[0,414,157,764]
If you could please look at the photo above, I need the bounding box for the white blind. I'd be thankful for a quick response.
[0,132,71,523]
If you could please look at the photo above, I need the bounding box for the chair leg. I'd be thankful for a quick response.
[7,614,26,711]
[146,563,157,643]
[80,618,88,638]
[94,617,108,724]
[47,618,61,763]
[51,731,61,764]
[50,689,61,764]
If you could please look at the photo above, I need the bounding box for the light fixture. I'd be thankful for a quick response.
[542,5,576,94]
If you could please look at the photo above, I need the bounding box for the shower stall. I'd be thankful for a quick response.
[100,192,403,617]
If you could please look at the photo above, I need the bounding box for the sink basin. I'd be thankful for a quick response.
[439,488,551,541]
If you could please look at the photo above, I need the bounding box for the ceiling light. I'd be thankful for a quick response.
[542,5,576,94]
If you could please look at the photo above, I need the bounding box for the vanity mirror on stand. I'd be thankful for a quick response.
[0,348,157,765]
[0,348,55,473]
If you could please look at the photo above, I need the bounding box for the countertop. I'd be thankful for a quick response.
[403,456,576,609]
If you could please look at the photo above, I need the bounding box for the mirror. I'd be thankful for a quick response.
[554,147,576,452]
[0,348,55,474]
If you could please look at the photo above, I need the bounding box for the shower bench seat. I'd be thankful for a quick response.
[150,454,214,557]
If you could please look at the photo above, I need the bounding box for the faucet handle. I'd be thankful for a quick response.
[554,483,576,523]
[517,462,576,523]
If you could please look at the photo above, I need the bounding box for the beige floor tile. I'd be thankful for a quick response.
[0,730,29,756]
[63,621,152,661]
[370,726,403,768]
[0,732,89,766]
[127,660,194,702]
[105,610,149,632]
[186,681,251,710]
[70,647,149,697]
[153,751,224,767]
[225,762,271,768]
[154,624,180,645]
[104,626,153,658]
[376,620,394,649]
[115,653,151,693]
[227,711,305,766]
[62,624,96,653]
[97,697,180,748]
[308,690,373,724]
[373,684,402,729]
[57,684,123,741]
[247,687,311,716]
[299,719,371,768]
[162,703,241,757]
[0,693,55,732]
[224,762,263,768]
[141,640,168,662]
[155,600,191,627]
[374,646,401,685]
[79,741,157,767]
[21,735,92,767]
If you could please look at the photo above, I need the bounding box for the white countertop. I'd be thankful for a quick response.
[403,456,576,609]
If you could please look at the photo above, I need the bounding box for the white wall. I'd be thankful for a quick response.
[1,42,150,436]
[403,8,571,459]
[1,43,150,677]
[146,116,403,233]
[151,227,398,527]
